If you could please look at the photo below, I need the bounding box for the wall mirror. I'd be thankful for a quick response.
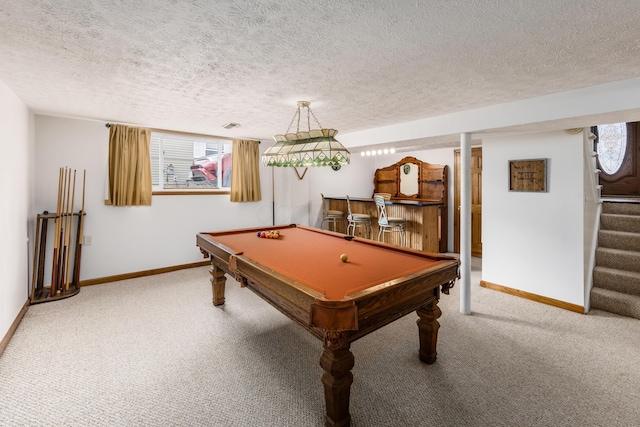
[399,161,420,197]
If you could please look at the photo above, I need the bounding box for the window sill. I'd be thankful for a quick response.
[152,189,231,196]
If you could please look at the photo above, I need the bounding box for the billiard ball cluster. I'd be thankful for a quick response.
[257,230,280,239]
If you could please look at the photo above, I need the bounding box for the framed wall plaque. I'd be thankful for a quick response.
[509,159,547,192]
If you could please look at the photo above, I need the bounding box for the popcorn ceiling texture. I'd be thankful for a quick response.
[1,0,640,143]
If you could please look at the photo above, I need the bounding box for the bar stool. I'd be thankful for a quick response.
[346,195,373,239]
[374,194,406,246]
[320,193,344,232]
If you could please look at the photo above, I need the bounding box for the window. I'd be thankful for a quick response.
[150,132,232,190]
[596,123,627,175]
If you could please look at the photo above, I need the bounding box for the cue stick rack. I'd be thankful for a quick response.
[30,167,86,304]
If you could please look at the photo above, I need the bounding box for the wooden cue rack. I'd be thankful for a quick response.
[30,167,87,304]
[30,210,86,304]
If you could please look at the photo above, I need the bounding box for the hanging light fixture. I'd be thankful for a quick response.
[262,101,350,168]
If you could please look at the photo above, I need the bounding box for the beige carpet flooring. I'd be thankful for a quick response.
[1,258,639,426]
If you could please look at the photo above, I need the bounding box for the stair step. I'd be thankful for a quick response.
[594,202,640,318]
[590,287,640,320]
[600,213,640,233]
[602,201,640,216]
[595,247,640,273]
[598,230,640,252]
[592,266,640,297]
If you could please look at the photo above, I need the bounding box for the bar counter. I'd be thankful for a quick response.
[325,196,445,253]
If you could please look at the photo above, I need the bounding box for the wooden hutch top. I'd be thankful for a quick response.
[373,156,448,204]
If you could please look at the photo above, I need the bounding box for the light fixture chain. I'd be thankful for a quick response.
[285,108,299,134]
[308,106,323,129]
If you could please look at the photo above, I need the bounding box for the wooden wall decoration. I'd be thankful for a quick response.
[509,159,547,192]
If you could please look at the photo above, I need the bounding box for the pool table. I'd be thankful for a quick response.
[196,224,459,427]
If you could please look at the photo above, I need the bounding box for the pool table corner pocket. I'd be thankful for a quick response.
[310,299,358,335]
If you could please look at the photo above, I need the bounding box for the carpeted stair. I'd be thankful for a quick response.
[591,201,640,319]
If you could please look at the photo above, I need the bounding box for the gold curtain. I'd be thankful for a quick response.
[105,124,153,206]
[230,139,262,202]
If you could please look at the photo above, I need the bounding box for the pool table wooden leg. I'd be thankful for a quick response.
[319,331,354,427]
[209,263,226,306]
[416,297,442,364]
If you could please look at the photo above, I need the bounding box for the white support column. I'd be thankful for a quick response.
[460,133,472,314]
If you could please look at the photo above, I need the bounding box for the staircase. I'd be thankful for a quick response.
[590,201,640,319]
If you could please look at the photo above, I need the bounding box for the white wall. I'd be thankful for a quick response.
[0,78,33,341]
[308,154,378,229]
[274,165,311,226]
[34,115,276,281]
[482,130,585,307]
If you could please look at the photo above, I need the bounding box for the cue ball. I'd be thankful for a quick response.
[340,254,348,262]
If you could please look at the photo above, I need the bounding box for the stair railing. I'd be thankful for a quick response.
[583,129,602,311]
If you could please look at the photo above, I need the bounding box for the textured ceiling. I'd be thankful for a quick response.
[2,1,640,148]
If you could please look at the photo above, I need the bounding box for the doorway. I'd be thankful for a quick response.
[597,122,640,197]
[454,147,482,257]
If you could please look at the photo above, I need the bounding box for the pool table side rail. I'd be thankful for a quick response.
[293,224,455,261]
[199,223,297,238]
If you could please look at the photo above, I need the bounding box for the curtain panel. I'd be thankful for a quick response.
[230,139,262,202]
[105,124,153,206]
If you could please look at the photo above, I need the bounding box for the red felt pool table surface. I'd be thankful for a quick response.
[203,224,448,300]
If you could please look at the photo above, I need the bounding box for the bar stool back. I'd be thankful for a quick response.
[321,193,344,232]
[374,194,407,246]
[346,195,373,239]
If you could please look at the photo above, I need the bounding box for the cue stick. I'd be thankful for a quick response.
[64,169,77,291]
[57,167,69,293]
[50,168,64,296]
[56,167,68,293]
[60,167,72,292]
[30,213,42,301]
[36,212,50,293]
[72,170,86,288]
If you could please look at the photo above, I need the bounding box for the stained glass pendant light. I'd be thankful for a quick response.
[262,101,350,168]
